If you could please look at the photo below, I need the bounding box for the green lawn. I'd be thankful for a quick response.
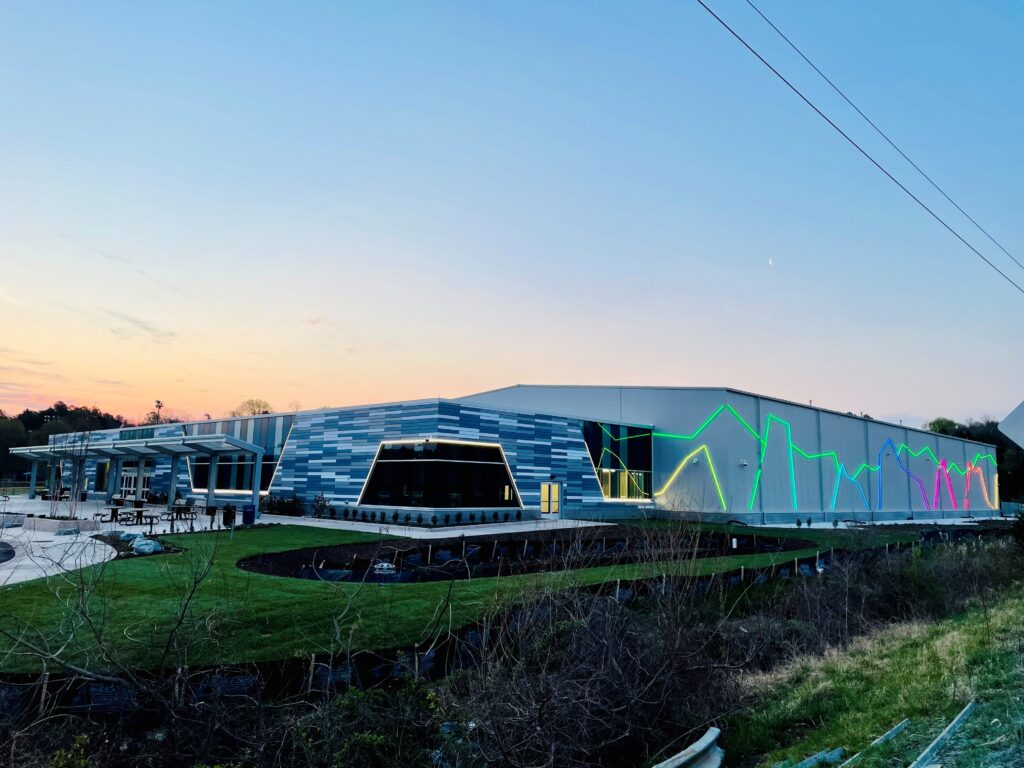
[728,587,1024,767]
[0,523,827,673]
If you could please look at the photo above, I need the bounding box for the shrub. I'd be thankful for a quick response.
[455,512,463,524]
[404,513,412,524]
[469,513,476,523]
[431,515,438,527]
[444,513,451,526]
[1013,512,1024,550]
[515,510,522,521]
[392,511,400,523]
[260,493,305,516]
[493,511,499,523]
[795,518,803,528]
[311,492,331,518]
[416,513,423,525]
[342,508,350,520]
[504,511,510,522]
[806,517,813,528]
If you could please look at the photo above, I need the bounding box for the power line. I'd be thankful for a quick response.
[696,0,1024,297]
[743,0,1024,274]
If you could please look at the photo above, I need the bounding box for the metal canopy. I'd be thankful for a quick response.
[9,447,58,461]
[10,433,262,462]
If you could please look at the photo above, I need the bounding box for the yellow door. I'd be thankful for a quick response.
[540,482,560,516]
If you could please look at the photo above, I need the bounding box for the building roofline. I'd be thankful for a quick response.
[458,384,996,450]
[76,385,994,452]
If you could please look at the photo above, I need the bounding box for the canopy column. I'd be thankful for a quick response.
[251,450,264,516]
[27,461,38,499]
[107,458,122,497]
[134,458,146,501]
[206,454,219,510]
[73,458,86,500]
[167,454,181,511]
[47,462,58,496]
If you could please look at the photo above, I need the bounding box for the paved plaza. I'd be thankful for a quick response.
[0,495,611,586]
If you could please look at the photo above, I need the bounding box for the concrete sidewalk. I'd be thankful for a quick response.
[0,526,116,587]
[259,513,611,539]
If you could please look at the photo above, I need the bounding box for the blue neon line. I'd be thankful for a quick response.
[877,438,930,512]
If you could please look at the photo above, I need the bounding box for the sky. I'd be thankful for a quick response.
[0,1,1021,426]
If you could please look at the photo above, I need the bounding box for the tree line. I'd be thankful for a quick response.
[0,399,277,482]
[924,416,1022,503]
[0,402,128,482]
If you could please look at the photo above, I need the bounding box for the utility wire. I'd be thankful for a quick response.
[696,0,1024,297]
[743,0,1024,274]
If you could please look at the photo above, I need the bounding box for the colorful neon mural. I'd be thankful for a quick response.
[595,405,999,513]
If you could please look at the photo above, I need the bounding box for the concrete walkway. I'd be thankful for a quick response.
[259,513,612,539]
[0,526,116,587]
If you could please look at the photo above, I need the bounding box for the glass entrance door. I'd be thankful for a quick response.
[120,462,151,499]
[539,482,560,517]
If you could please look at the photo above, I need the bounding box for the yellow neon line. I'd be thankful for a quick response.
[594,447,649,498]
[653,444,727,511]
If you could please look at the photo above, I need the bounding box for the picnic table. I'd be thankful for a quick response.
[143,514,160,535]
[114,507,150,526]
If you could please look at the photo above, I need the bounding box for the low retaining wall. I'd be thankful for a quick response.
[0,513,25,529]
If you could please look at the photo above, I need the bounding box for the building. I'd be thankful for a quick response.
[12,385,1001,525]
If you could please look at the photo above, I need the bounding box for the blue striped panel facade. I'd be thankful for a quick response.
[271,399,629,517]
[53,400,644,519]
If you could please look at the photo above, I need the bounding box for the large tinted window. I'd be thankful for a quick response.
[582,421,652,500]
[360,440,521,508]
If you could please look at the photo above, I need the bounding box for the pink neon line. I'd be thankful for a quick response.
[964,463,972,511]
[941,460,958,510]
[932,467,941,509]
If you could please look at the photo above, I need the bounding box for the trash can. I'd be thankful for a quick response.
[241,503,256,526]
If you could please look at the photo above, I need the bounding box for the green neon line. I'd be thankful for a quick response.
[595,422,652,442]
[785,420,797,510]
[745,416,798,511]
[898,444,939,465]
[641,402,998,512]
[748,467,762,510]
[652,405,726,441]
[653,404,763,444]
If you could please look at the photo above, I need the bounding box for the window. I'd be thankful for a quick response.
[185,415,294,494]
[359,440,522,508]
[582,421,652,500]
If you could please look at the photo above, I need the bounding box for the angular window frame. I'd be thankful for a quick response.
[357,438,524,509]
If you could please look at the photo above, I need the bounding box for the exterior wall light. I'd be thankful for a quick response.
[740,460,749,468]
